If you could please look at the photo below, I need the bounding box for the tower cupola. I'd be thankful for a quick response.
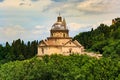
[57,13,62,22]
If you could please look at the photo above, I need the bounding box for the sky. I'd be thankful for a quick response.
[0,0,120,44]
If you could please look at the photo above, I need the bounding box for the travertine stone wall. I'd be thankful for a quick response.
[52,32,68,37]
[38,46,83,56]
[38,46,62,56]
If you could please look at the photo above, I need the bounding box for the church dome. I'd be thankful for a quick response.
[52,22,65,30]
[51,15,67,30]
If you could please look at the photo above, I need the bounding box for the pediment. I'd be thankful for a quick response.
[39,40,47,46]
[64,40,79,47]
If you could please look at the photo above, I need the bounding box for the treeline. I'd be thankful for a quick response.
[74,17,120,57]
[0,54,120,80]
[0,39,39,64]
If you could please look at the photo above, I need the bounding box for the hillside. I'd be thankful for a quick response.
[0,54,120,80]
[74,17,120,57]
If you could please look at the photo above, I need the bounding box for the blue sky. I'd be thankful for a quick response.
[0,0,120,44]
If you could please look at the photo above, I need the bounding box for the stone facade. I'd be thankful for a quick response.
[37,15,84,56]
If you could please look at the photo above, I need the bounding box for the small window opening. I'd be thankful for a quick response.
[42,48,44,54]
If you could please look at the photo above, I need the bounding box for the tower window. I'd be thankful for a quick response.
[63,34,65,37]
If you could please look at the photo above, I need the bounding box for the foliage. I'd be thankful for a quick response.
[74,18,120,57]
[0,55,120,80]
[0,39,39,64]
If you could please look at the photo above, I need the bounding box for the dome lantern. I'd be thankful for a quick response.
[57,13,62,22]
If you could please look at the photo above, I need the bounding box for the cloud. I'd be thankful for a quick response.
[44,0,113,17]
[47,0,120,17]
[0,25,25,37]
[101,20,112,26]
[0,0,52,11]
[77,0,120,14]
[0,0,119,16]
[92,20,112,29]
[35,25,44,29]
[68,23,89,31]
[0,0,120,43]
[77,0,109,13]
[0,25,49,43]
[52,0,84,2]
[31,0,39,2]
[52,0,66,2]
[19,2,31,6]
[0,0,22,8]
[19,3,25,6]
[0,25,27,43]
[32,25,47,34]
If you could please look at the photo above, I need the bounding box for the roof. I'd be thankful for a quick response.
[52,22,65,30]
[39,39,83,47]
[51,15,67,30]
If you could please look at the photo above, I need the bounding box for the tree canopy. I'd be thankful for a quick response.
[0,54,120,80]
[74,18,120,58]
[0,39,39,64]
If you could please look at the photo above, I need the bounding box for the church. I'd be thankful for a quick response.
[37,15,84,56]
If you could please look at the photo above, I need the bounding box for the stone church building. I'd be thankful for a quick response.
[37,15,84,56]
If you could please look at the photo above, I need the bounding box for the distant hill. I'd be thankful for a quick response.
[74,17,120,57]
